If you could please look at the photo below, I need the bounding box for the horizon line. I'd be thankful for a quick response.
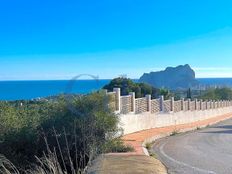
[1,77,232,81]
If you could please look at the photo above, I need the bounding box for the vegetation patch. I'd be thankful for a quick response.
[103,77,172,99]
[200,87,232,100]
[0,92,131,173]
[170,130,179,136]
[149,152,158,159]
[197,126,201,130]
[145,142,153,150]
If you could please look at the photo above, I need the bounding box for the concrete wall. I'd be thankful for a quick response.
[120,106,232,135]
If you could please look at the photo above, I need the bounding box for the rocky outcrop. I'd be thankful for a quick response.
[139,64,199,89]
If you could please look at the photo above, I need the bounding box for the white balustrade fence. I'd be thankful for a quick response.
[106,88,232,115]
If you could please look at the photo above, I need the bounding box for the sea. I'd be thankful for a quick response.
[0,80,111,101]
[1,78,232,101]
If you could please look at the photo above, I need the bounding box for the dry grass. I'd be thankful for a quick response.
[0,130,88,174]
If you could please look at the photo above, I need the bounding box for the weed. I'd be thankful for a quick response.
[145,142,152,150]
[170,130,179,136]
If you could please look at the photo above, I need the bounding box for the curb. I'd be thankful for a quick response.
[123,113,232,156]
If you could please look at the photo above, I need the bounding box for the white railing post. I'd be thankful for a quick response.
[171,97,175,112]
[200,99,203,110]
[188,99,191,110]
[113,88,121,112]
[146,94,151,112]
[181,98,185,111]
[129,92,135,113]
[160,95,164,112]
[195,99,198,110]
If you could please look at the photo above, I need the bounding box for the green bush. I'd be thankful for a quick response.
[103,77,160,98]
[200,87,232,100]
[0,92,128,172]
[103,138,134,153]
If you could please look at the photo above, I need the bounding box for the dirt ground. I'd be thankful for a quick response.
[87,154,167,174]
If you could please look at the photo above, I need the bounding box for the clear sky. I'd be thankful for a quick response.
[1,0,232,80]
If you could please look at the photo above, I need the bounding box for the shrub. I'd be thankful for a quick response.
[103,138,134,153]
[0,92,129,172]
[103,77,160,98]
[200,87,232,100]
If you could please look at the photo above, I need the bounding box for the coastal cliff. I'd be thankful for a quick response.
[139,64,199,89]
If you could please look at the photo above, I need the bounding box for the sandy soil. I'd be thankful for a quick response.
[87,154,167,174]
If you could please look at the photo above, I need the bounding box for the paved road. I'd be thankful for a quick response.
[152,118,232,174]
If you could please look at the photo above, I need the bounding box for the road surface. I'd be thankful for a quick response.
[152,118,232,174]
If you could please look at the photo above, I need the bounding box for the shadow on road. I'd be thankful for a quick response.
[200,124,232,134]
[201,130,232,134]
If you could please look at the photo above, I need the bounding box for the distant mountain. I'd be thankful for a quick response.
[139,64,199,89]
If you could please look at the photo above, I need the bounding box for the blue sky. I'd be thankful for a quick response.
[1,0,232,80]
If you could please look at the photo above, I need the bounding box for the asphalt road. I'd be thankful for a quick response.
[152,118,232,174]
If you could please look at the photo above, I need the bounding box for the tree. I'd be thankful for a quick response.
[187,88,192,99]
[200,87,232,100]
[103,77,159,98]
[159,88,172,100]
